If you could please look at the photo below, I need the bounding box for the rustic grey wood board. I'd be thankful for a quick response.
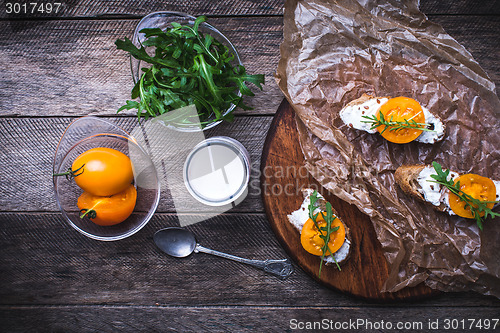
[0,17,283,117]
[0,116,273,212]
[0,212,498,307]
[2,305,500,333]
[1,16,499,117]
[0,0,284,18]
[0,0,499,18]
[1,0,500,330]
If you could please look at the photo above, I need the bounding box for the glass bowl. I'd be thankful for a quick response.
[130,11,243,132]
[52,116,160,241]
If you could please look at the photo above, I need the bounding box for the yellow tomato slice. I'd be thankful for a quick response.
[448,174,496,219]
[377,97,425,144]
[77,184,137,226]
[300,214,345,256]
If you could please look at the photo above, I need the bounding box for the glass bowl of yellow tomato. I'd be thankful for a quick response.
[52,116,160,241]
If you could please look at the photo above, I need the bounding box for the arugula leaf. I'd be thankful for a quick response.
[430,161,452,185]
[428,162,500,230]
[115,16,264,126]
[228,66,265,97]
[117,100,140,113]
[308,191,320,227]
[308,191,341,277]
[318,203,340,277]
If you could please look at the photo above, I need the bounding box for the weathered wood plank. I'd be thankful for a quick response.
[1,305,500,333]
[0,0,284,18]
[0,116,272,212]
[1,212,499,307]
[422,0,500,15]
[0,17,283,117]
[0,2,498,328]
[0,212,356,306]
[435,15,500,88]
[0,0,498,19]
[1,16,499,117]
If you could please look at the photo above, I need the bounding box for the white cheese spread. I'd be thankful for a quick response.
[339,97,388,134]
[417,106,445,144]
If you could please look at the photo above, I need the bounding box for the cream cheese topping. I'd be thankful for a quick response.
[417,106,445,144]
[416,166,458,215]
[339,97,388,134]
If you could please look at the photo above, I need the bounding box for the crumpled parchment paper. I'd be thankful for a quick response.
[276,0,500,297]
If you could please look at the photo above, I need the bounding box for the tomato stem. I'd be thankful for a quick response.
[80,209,97,219]
[53,164,85,180]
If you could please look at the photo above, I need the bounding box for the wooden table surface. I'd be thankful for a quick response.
[1,0,499,331]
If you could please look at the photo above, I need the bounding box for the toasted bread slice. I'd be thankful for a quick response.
[395,164,449,212]
[395,164,500,214]
[287,189,351,265]
[343,93,389,110]
[394,165,427,201]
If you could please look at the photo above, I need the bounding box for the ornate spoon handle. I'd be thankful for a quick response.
[195,244,293,280]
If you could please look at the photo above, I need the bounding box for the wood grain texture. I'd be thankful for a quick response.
[0,0,498,19]
[1,212,498,307]
[0,17,283,117]
[1,16,499,117]
[1,2,499,330]
[421,0,500,15]
[261,100,437,300]
[0,116,272,212]
[2,305,500,333]
[0,0,284,19]
[0,212,304,306]
[439,15,500,89]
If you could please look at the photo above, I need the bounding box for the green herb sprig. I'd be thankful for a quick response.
[428,162,500,230]
[115,16,265,127]
[362,111,434,134]
[308,191,341,277]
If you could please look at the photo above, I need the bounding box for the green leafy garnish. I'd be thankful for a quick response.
[362,111,434,134]
[308,191,341,277]
[115,16,265,127]
[428,161,500,230]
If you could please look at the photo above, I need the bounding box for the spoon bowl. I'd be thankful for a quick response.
[154,227,196,257]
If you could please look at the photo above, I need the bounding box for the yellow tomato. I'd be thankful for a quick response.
[448,174,496,219]
[77,184,137,226]
[61,147,134,196]
[377,97,426,144]
[300,214,345,256]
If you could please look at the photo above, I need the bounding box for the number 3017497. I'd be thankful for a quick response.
[5,2,62,14]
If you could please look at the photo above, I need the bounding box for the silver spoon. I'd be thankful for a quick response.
[153,227,293,280]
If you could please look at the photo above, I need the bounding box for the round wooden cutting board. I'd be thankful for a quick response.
[260,99,436,300]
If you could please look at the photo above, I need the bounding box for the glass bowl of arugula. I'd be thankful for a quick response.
[116,12,265,131]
